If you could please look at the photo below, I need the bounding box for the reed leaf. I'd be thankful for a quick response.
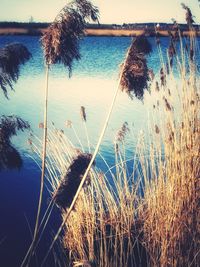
[0,43,32,98]
[120,36,152,99]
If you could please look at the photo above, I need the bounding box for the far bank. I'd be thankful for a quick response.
[0,27,199,37]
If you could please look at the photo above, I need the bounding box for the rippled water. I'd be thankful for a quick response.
[0,35,199,266]
[0,36,170,161]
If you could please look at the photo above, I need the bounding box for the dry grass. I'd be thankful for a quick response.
[62,52,199,266]
[29,29,200,266]
[139,59,200,266]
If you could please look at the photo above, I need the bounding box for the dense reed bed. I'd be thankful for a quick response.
[30,33,200,265]
[25,2,200,266]
[139,54,200,266]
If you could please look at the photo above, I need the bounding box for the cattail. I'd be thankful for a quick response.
[0,43,31,98]
[0,115,30,170]
[120,35,152,99]
[52,153,93,210]
[80,106,86,122]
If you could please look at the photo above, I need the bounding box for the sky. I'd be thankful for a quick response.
[0,0,200,24]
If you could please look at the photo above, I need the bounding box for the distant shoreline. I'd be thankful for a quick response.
[0,21,200,36]
[0,27,199,37]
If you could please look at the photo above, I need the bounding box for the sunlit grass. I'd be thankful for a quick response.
[29,30,200,266]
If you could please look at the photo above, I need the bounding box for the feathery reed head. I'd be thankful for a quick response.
[0,115,30,170]
[181,3,195,27]
[41,9,83,72]
[115,122,130,144]
[0,144,23,170]
[0,43,32,98]
[80,106,87,122]
[120,35,152,99]
[0,115,30,143]
[41,0,99,75]
[130,35,152,55]
[168,35,177,68]
[72,0,99,22]
[53,153,93,210]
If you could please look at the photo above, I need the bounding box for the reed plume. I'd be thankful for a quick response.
[0,43,31,97]
[23,3,99,265]
[115,122,130,143]
[0,115,30,170]
[52,153,92,210]
[168,27,178,68]
[80,106,87,122]
[120,36,152,99]
[72,0,99,22]
[181,3,195,27]
[41,0,99,74]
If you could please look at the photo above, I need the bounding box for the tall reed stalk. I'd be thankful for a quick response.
[22,1,99,265]
[40,35,152,265]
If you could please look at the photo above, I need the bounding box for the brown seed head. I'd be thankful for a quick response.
[80,106,87,122]
[41,0,99,76]
[120,36,152,99]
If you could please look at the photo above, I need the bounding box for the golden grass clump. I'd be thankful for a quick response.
[62,167,147,267]
[139,54,200,266]
[30,122,148,266]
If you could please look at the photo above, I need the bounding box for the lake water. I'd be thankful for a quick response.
[0,35,199,266]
